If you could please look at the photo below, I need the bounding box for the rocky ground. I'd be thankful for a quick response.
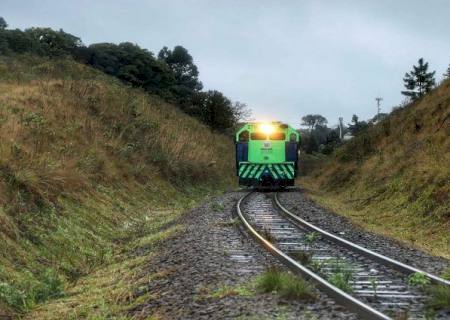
[278,188,449,276]
[129,191,357,320]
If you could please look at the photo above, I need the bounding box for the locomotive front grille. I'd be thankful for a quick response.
[238,162,295,180]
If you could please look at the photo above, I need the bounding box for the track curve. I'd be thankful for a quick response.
[237,191,450,320]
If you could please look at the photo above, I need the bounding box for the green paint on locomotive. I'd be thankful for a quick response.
[235,122,300,187]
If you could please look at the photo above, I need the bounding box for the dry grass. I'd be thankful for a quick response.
[301,79,450,258]
[0,55,235,317]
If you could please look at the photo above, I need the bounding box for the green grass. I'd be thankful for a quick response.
[256,268,316,301]
[27,205,190,320]
[0,55,236,318]
[328,272,353,293]
[209,284,253,299]
[442,267,450,280]
[305,232,319,244]
[299,79,450,258]
[408,272,431,288]
[427,285,450,311]
[325,258,354,293]
[211,201,225,212]
[216,217,241,227]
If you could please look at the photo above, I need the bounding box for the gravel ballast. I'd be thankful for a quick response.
[278,188,449,276]
[130,191,357,319]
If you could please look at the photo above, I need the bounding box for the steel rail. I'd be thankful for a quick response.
[274,192,450,287]
[236,192,391,320]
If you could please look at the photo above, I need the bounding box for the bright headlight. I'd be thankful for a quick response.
[259,123,275,135]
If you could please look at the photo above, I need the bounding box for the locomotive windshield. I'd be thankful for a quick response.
[269,132,285,140]
[250,132,267,140]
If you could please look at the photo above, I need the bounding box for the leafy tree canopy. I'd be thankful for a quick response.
[301,114,327,130]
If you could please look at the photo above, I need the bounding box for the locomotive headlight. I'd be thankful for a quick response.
[259,123,275,135]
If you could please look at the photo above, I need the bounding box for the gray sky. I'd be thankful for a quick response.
[2,0,450,127]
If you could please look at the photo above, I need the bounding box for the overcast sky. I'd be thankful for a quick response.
[2,0,450,127]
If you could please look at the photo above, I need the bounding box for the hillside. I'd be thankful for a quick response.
[301,80,450,258]
[0,55,235,317]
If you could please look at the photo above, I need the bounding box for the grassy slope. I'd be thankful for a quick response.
[301,80,450,258]
[0,55,235,318]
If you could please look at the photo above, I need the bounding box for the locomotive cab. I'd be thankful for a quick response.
[235,122,300,188]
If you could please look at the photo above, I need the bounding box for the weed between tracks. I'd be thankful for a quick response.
[211,202,225,212]
[216,217,241,227]
[408,272,431,288]
[290,250,313,265]
[325,258,354,293]
[260,228,276,243]
[256,268,316,301]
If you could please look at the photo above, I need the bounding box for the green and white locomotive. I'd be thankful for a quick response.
[235,122,300,188]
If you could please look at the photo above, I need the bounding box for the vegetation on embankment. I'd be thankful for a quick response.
[0,19,249,131]
[299,80,450,258]
[0,55,235,317]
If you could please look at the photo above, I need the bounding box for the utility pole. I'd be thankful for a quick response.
[375,97,383,120]
[338,117,344,140]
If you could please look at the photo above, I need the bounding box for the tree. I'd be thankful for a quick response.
[348,114,368,135]
[232,101,251,123]
[0,17,8,53]
[322,130,340,154]
[195,90,236,130]
[158,46,203,103]
[301,114,327,130]
[0,17,7,30]
[25,28,82,56]
[401,58,436,100]
[444,65,450,79]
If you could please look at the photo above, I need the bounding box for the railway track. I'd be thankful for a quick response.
[236,191,450,320]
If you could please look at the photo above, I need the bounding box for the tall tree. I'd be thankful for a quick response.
[444,64,450,79]
[158,46,203,103]
[0,17,7,30]
[401,58,436,100]
[301,114,327,130]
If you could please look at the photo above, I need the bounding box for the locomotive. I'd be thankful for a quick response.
[235,122,300,188]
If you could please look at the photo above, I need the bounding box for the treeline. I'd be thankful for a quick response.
[299,57,450,156]
[0,17,249,131]
[299,113,382,155]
